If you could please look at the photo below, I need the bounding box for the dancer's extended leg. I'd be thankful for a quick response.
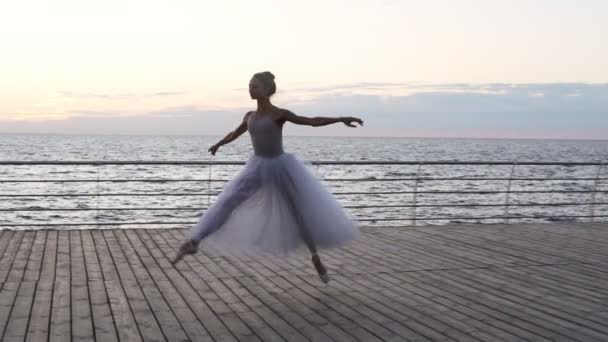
[172,173,261,264]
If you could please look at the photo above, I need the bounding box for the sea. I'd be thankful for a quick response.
[1,134,607,229]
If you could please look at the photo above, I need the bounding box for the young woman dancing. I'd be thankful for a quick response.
[172,72,363,283]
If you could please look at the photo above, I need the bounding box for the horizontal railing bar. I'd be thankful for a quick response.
[1,189,608,198]
[335,190,608,195]
[3,189,608,198]
[0,179,230,183]
[0,192,222,197]
[1,207,206,212]
[358,214,608,221]
[0,222,196,227]
[5,202,607,212]
[0,161,243,166]
[364,203,608,208]
[1,160,606,166]
[1,177,607,183]
[348,202,608,208]
[310,177,605,182]
[2,214,607,227]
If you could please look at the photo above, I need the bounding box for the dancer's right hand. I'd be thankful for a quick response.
[208,144,220,155]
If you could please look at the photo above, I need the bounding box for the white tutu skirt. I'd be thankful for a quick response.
[190,153,360,256]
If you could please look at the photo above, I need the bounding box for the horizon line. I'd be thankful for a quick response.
[0,131,606,142]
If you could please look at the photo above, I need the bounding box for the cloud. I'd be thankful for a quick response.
[287,82,607,97]
[60,90,187,100]
[291,83,607,112]
[2,83,606,139]
[0,108,243,135]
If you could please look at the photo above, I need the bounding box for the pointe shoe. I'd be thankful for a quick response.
[318,273,330,284]
[312,254,330,284]
[171,239,199,265]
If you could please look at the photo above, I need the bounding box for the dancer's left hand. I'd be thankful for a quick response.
[342,117,364,127]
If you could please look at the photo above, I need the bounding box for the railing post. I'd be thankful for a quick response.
[207,161,213,209]
[412,162,422,226]
[504,162,517,224]
[96,164,100,226]
[590,162,603,222]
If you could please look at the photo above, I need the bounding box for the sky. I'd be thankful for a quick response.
[0,0,607,138]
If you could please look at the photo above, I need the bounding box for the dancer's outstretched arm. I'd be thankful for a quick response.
[208,112,252,155]
[280,109,364,127]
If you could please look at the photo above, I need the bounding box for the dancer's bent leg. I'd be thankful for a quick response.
[284,182,329,283]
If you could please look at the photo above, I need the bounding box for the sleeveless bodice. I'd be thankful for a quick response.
[247,114,284,157]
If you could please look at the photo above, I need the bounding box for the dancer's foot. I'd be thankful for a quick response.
[171,239,199,265]
[312,254,330,283]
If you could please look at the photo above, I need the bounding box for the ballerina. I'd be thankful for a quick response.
[172,71,363,283]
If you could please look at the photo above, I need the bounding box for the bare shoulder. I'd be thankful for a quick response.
[243,111,254,121]
[276,108,296,119]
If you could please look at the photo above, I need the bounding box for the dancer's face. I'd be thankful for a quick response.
[249,77,268,100]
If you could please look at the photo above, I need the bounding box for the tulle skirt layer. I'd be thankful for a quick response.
[190,153,360,256]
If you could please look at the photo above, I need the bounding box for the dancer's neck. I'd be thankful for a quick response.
[256,98,274,114]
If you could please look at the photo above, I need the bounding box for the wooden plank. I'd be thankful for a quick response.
[164,227,314,341]
[473,265,607,310]
[434,225,608,264]
[5,231,35,283]
[147,232,243,340]
[101,230,165,342]
[92,230,142,342]
[81,230,118,342]
[273,274,386,342]
[0,231,17,280]
[408,269,602,342]
[369,227,534,267]
[391,271,562,341]
[0,231,10,260]
[3,232,42,341]
[49,231,71,342]
[144,229,239,342]
[360,272,534,342]
[26,230,57,342]
[104,280,144,342]
[69,230,94,341]
[213,255,352,342]
[0,231,26,284]
[88,281,119,342]
[444,268,608,338]
[113,229,189,342]
[296,274,450,342]
[433,224,608,261]
[125,229,212,341]
[332,272,477,342]
[2,281,36,341]
[23,230,46,281]
[0,282,20,340]
[237,276,332,342]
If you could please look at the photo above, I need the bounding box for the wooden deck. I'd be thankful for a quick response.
[0,223,607,342]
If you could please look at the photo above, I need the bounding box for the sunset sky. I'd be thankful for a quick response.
[1,0,606,138]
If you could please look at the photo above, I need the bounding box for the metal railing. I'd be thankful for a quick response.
[0,160,606,228]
